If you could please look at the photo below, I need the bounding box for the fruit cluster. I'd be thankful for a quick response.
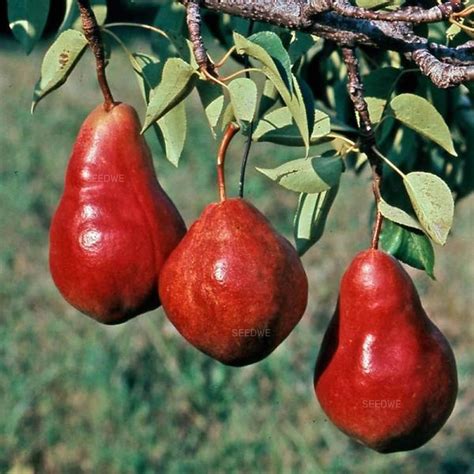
[49,102,457,453]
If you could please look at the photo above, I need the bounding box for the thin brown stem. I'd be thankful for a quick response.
[104,22,169,39]
[77,0,115,110]
[341,46,383,249]
[214,46,237,69]
[371,165,383,250]
[217,123,241,202]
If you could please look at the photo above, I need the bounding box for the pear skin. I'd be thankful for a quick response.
[314,249,457,452]
[159,198,308,366]
[49,103,186,324]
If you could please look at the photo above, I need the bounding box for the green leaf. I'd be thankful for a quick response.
[313,138,355,157]
[142,58,197,133]
[403,172,454,245]
[365,97,386,124]
[257,156,342,193]
[196,81,226,138]
[359,68,400,127]
[130,52,160,98]
[234,32,312,150]
[258,80,279,117]
[378,199,422,230]
[446,23,462,41]
[156,102,187,167]
[389,93,457,156]
[8,0,51,54]
[288,33,320,63]
[31,29,88,112]
[132,53,187,166]
[246,31,292,91]
[295,75,316,143]
[59,0,107,33]
[220,103,236,131]
[252,107,330,146]
[363,67,401,99]
[152,1,189,61]
[228,78,258,123]
[380,220,435,279]
[294,185,339,256]
[356,0,395,8]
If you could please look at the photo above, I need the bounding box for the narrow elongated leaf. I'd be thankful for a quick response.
[246,31,292,91]
[31,29,88,111]
[378,199,422,230]
[389,94,457,156]
[294,75,316,144]
[257,156,342,193]
[132,53,187,166]
[234,33,312,149]
[294,185,339,256]
[234,33,290,91]
[380,220,435,279]
[403,172,454,245]
[228,78,257,123]
[142,58,197,133]
[156,102,187,167]
[8,0,51,54]
[252,107,330,145]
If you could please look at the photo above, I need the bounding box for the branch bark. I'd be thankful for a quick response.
[341,46,383,249]
[178,0,474,88]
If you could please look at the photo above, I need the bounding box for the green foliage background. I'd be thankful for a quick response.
[0,34,473,472]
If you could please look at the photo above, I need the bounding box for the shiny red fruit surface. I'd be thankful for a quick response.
[159,198,308,366]
[314,249,457,452]
[50,103,186,324]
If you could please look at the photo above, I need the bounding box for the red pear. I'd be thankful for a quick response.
[49,103,186,324]
[159,198,308,366]
[314,249,457,452]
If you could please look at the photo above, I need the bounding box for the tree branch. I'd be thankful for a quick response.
[322,0,462,24]
[186,0,217,74]
[411,48,474,87]
[341,46,383,249]
[178,0,474,88]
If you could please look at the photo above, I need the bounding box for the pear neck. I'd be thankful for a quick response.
[217,123,240,202]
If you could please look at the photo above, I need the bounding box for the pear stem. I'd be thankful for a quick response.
[341,46,383,250]
[77,0,115,111]
[371,168,383,249]
[217,123,240,202]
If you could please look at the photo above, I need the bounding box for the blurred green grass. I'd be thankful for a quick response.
[0,38,473,473]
